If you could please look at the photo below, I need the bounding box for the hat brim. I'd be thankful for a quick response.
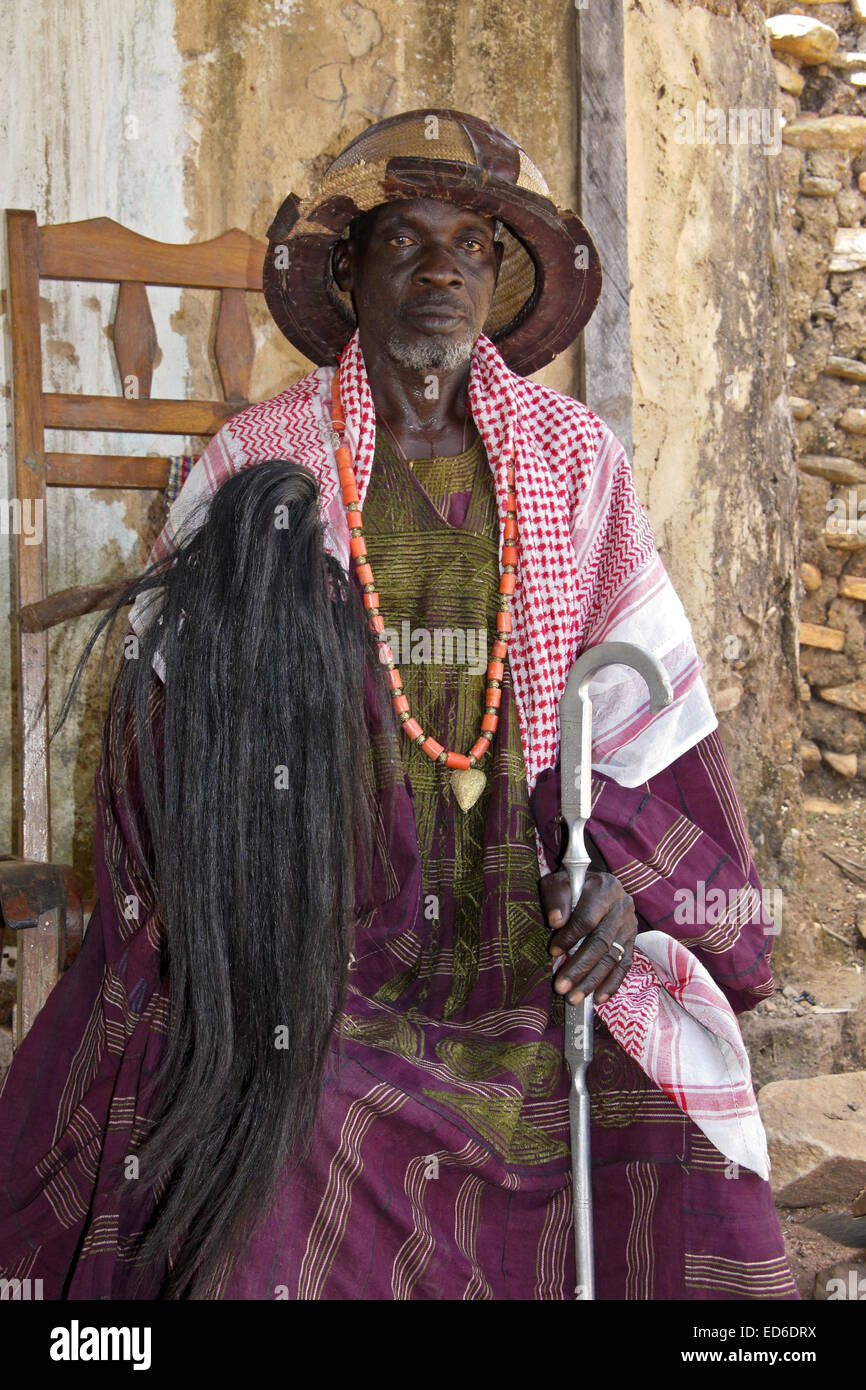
[263,158,603,378]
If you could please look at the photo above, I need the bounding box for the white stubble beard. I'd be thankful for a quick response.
[385,325,477,372]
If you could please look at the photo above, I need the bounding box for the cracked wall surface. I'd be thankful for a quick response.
[625,0,800,905]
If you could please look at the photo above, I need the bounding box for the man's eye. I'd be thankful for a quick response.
[389,235,412,246]
[461,238,485,251]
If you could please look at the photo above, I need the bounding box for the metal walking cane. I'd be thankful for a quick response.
[558,640,674,1299]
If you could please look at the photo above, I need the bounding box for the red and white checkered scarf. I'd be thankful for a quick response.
[131,329,769,1178]
[139,328,716,793]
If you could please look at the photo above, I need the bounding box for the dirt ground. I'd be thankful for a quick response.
[782,1204,866,1298]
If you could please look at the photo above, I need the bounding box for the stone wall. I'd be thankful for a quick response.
[769,2,866,790]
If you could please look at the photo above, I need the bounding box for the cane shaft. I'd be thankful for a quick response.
[561,859,595,1299]
[558,641,674,1303]
[566,999,595,1302]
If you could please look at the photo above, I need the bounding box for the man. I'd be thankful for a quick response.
[0,110,797,1300]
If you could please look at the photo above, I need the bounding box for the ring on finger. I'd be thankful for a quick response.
[608,941,625,963]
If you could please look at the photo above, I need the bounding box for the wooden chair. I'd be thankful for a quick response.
[3,211,267,1046]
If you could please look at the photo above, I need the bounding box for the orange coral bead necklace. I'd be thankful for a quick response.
[329,370,517,812]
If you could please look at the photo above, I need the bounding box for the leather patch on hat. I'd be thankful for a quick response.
[454,113,521,185]
[267,192,301,241]
[309,194,363,233]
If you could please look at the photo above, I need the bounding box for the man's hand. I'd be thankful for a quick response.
[539,870,637,1006]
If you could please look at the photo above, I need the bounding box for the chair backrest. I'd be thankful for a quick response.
[5,211,266,1032]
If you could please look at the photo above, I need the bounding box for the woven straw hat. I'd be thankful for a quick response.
[264,109,603,377]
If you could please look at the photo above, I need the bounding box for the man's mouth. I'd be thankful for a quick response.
[402,300,468,331]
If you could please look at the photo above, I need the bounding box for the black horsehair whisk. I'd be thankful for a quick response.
[55,460,380,1299]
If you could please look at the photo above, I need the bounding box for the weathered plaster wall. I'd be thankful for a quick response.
[173,0,583,404]
[623,0,801,902]
[0,0,190,893]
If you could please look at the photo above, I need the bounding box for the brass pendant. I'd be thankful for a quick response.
[450,768,486,812]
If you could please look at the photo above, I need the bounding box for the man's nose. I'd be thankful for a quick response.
[413,242,464,285]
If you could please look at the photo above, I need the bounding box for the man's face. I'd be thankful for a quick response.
[332,198,503,371]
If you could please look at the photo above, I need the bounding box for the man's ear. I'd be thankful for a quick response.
[332,239,354,293]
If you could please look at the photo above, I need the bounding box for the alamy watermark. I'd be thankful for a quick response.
[1,498,43,546]
[674,881,782,936]
[0,1277,43,1299]
[49,1321,151,1370]
[379,622,488,677]
[674,100,783,157]
[826,490,866,539]
[825,1269,866,1300]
